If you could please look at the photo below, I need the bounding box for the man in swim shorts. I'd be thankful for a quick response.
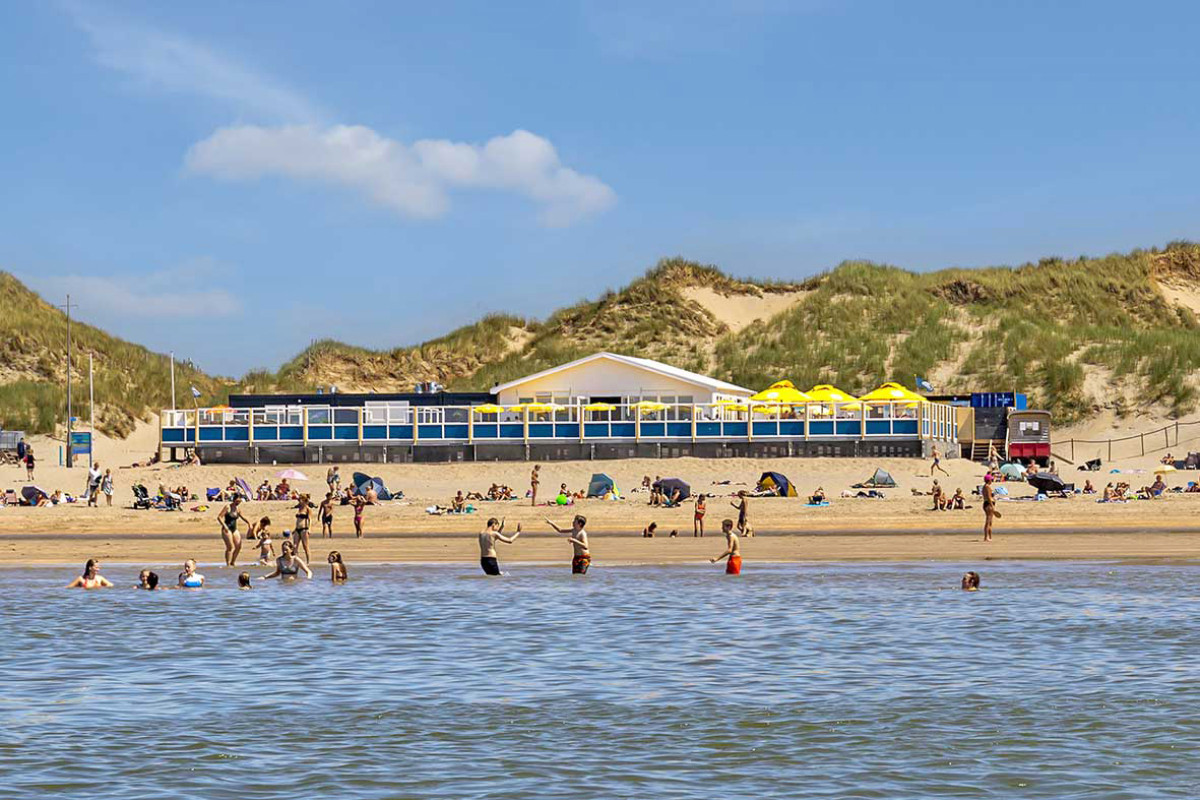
[710,518,741,575]
[982,474,1000,543]
[546,514,590,574]
[479,517,521,575]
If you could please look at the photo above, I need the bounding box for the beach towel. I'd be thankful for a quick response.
[805,501,830,507]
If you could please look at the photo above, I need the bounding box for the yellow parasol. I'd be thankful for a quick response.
[858,382,927,405]
[805,385,861,415]
[206,404,234,414]
[751,384,813,404]
[509,402,563,414]
[1154,464,1176,474]
[472,404,506,414]
[583,402,616,412]
[632,401,668,414]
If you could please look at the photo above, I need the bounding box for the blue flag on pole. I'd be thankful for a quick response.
[190,386,201,399]
[915,376,934,393]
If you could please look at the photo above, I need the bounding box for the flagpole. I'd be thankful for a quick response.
[89,353,94,470]
[170,352,176,412]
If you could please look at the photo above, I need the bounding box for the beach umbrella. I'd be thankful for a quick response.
[1028,473,1068,494]
[207,404,235,414]
[472,404,506,414]
[508,403,562,414]
[751,384,812,404]
[655,477,691,500]
[806,384,862,415]
[583,402,616,412]
[1154,464,1177,474]
[998,463,1024,480]
[633,401,668,414]
[277,469,308,481]
[858,382,927,405]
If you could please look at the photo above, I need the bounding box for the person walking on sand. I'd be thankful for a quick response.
[693,493,706,537]
[318,492,335,538]
[731,491,751,537]
[479,517,521,575]
[982,474,1001,543]
[23,446,35,480]
[352,494,366,538]
[545,514,590,574]
[86,461,102,507]
[930,445,949,477]
[530,465,541,506]
[710,518,742,575]
[218,495,250,567]
[101,468,114,507]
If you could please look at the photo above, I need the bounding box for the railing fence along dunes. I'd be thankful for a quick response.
[1054,418,1200,463]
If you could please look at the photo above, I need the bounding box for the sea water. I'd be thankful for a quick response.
[1,561,1198,799]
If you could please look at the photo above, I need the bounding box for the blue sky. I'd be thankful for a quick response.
[3,1,1199,376]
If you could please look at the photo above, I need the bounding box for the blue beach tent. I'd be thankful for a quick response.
[756,471,797,497]
[587,473,617,497]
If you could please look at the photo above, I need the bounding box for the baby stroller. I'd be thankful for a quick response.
[131,484,153,510]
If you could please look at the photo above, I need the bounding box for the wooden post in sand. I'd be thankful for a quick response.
[358,408,364,445]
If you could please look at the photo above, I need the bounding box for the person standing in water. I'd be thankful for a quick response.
[262,540,313,580]
[479,517,521,576]
[930,444,949,477]
[545,514,590,574]
[293,495,313,562]
[352,494,366,538]
[530,464,541,507]
[693,494,706,537]
[318,492,335,538]
[178,559,205,588]
[67,558,113,589]
[710,518,742,575]
[218,495,250,567]
[982,474,1000,543]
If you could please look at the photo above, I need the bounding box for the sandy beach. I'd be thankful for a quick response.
[5,419,1199,566]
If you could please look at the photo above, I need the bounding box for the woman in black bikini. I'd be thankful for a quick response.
[262,540,312,580]
[293,495,313,562]
[218,496,250,567]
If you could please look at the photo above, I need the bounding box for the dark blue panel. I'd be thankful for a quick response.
[611,423,636,437]
[418,425,443,439]
[667,422,691,437]
[334,425,358,440]
[255,426,280,441]
[444,424,469,439]
[722,422,748,437]
[836,421,862,436]
[199,427,224,442]
[472,424,499,439]
[809,421,835,436]
[865,420,892,435]
[362,425,387,440]
[696,422,721,438]
[162,429,186,443]
[280,426,304,441]
[308,425,332,440]
[779,421,804,436]
[584,423,610,437]
[499,424,525,438]
[224,426,249,441]
[555,424,580,438]
[388,425,414,440]
[752,422,777,436]
[640,422,665,437]
[529,423,554,438]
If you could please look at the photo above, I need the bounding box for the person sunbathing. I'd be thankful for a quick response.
[951,488,966,509]
[811,486,826,504]
[1082,480,1096,494]
[452,491,466,513]
[930,480,946,511]
[1161,453,1174,465]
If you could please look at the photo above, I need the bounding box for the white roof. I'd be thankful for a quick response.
[490,352,752,396]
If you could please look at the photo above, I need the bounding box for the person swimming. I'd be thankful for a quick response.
[238,571,252,590]
[262,540,313,580]
[178,559,205,588]
[961,571,981,591]
[478,518,521,576]
[67,558,113,589]
[135,570,160,590]
[328,551,348,583]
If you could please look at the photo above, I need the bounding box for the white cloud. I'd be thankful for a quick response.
[23,257,243,320]
[65,2,317,121]
[186,124,616,226]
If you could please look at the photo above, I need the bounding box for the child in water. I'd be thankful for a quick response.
[255,525,275,565]
[328,551,348,583]
[238,572,252,590]
[961,571,981,591]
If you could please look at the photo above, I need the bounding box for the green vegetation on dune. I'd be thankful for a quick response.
[0,272,227,436]
[4,244,1199,437]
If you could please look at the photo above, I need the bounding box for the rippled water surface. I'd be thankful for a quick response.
[3,561,1200,799]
